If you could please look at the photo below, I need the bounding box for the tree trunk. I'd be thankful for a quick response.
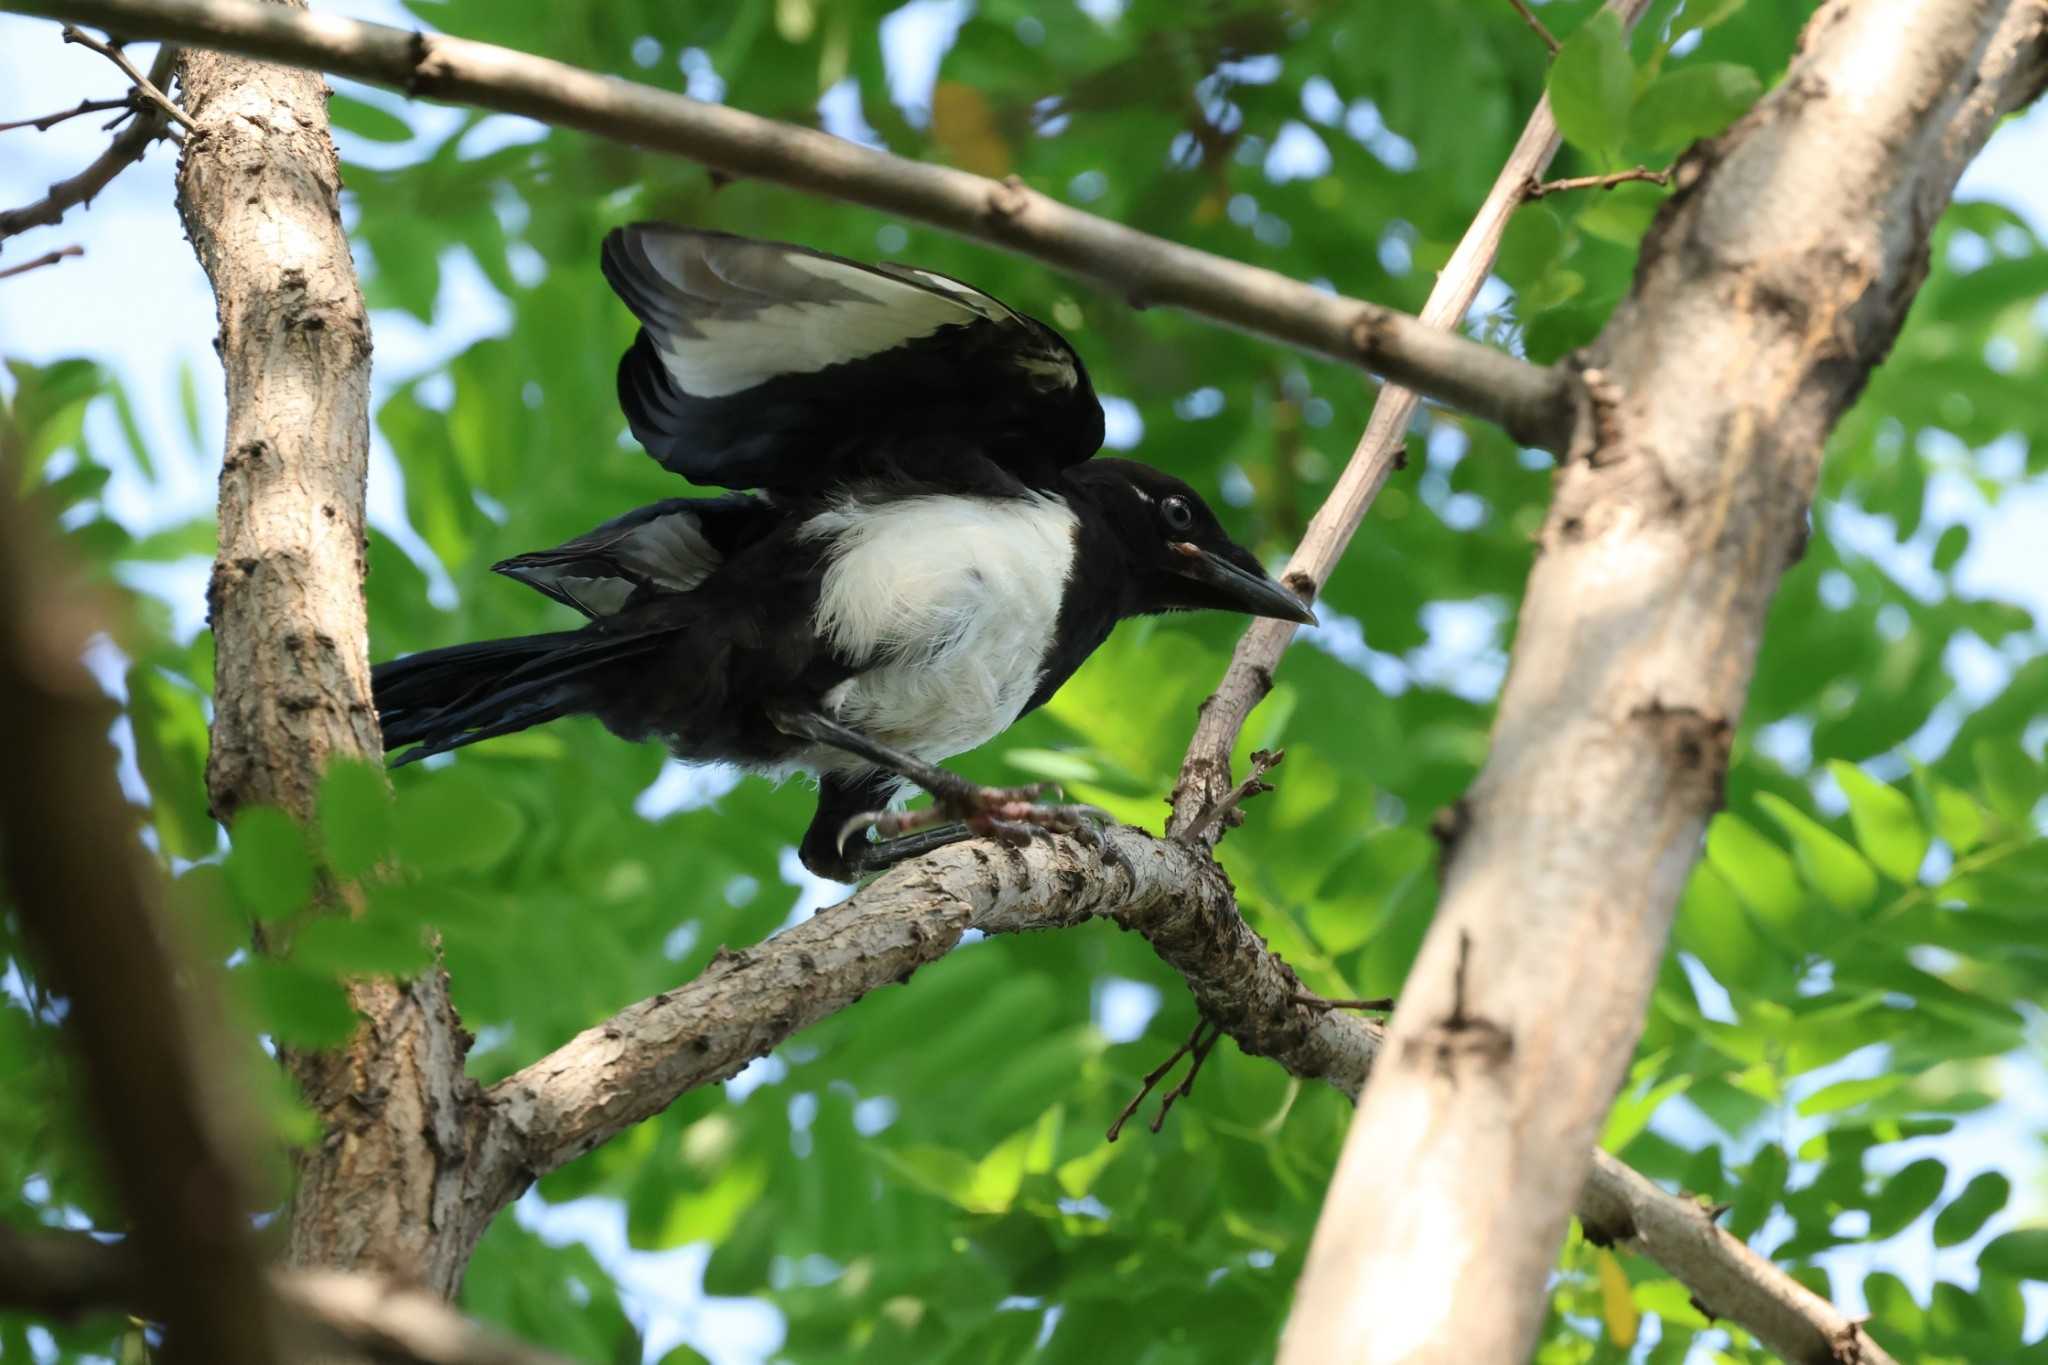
[1277,1,2048,1360]
[175,8,480,1296]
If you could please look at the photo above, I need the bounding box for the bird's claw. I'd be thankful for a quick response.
[837,781,1112,858]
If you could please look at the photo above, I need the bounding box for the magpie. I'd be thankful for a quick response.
[372,225,1315,880]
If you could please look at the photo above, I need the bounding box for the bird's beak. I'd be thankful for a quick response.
[1169,543,1318,625]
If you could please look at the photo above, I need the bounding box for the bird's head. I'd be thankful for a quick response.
[1068,459,1316,626]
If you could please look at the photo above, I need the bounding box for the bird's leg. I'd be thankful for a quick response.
[773,708,1109,867]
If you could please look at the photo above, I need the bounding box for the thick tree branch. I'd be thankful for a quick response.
[0,44,177,243]
[1170,0,1656,839]
[173,5,484,1299]
[0,1227,576,1365]
[0,0,1591,456]
[0,496,285,1362]
[1280,2,2048,1362]
[471,824,1894,1365]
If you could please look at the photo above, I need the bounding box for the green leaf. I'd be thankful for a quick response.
[393,774,523,874]
[328,91,415,143]
[1829,762,1930,883]
[224,806,316,918]
[1868,1158,1946,1239]
[1757,794,1880,914]
[1912,762,1987,853]
[1630,63,1761,150]
[1932,524,1970,573]
[1798,1074,1906,1117]
[126,665,217,861]
[1973,739,2041,825]
[1726,1142,1787,1240]
[238,957,357,1046]
[291,908,431,978]
[1978,1229,2048,1280]
[1496,206,1566,287]
[1548,11,1635,158]
[1933,1171,2009,1247]
[318,759,393,879]
[1704,813,1812,942]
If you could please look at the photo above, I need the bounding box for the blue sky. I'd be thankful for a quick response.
[4,3,2047,1361]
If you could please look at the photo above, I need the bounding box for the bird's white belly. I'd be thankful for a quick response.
[801,491,1078,771]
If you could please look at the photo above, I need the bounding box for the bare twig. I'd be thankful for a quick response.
[0,44,178,242]
[1165,0,1657,843]
[1290,993,1396,1013]
[1526,165,1672,198]
[60,25,195,129]
[0,244,83,278]
[1176,746,1284,845]
[0,0,1590,456]
[1106,1019,1223,1141]
[1506,0,1561,54]
[0,94,131,132]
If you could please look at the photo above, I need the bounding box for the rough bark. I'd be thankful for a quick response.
[173,11,478,1296]
[3,0,1589,457]
[1278,3,2048,1362]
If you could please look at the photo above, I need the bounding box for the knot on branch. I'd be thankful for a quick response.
[1399,930,1512,1080]
[1176,748,1283,848]
[986,174,1031,224]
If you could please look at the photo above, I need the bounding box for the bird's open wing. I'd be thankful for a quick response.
[491,494,773,618]
[601,225,1105,492]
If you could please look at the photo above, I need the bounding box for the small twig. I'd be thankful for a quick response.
[1107,1018,1222,1141]
[1506,0,1562,55]
[59,26,195,131]
[1179,747,1285,847]
[1526,166,1673,199]
[0,96,133,134]
[0,245,83,279]
[1148,1021,1222,1133]
[0,46,179,243]
[1290,993,1396,1013]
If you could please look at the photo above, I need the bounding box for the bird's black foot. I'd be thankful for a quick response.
[837,778,1109,861]
[777,709,1113,881]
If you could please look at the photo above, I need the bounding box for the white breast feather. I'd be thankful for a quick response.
[802,493,1078,769]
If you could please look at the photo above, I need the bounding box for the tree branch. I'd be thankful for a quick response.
[172,10,482,1299]
[0,1227,577,1365]
[1505,0,1562,55]
[0,486,285,1362]
[0,43,177,243]
[1527,165,1672,198]
[59,23,196,129]
[1279,2,2048,1361]
[0,95,132,133]
[0,0,1591,456]
[1169,0,1655,840]
[0,243,83,278]
[468,822,1894,1364]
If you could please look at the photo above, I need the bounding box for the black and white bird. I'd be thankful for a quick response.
[373,225,1314,880]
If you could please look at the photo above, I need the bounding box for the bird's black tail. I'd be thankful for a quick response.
[372,629,659,765]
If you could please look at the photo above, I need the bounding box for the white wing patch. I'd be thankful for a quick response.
[609,508,723,594]
[800,492,1079,766]
[643,249,985,399]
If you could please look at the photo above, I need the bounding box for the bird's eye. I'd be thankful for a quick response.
[1161,495,1195,533]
